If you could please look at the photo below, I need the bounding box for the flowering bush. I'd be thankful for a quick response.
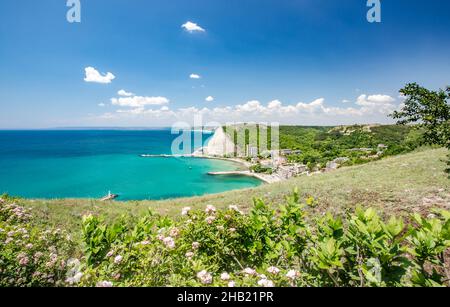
[0,196,74,287]
[1,191,449,287]
[75,189,450,287]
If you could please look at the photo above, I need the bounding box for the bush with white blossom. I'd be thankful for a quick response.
[1,190,449,287]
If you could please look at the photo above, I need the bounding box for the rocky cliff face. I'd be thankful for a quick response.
[203,127,236,156]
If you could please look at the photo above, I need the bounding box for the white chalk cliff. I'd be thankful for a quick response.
[203,127,236,156]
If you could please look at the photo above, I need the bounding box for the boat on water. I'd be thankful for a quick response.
[100,191,119,201]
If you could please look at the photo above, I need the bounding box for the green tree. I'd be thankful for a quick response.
[390,83,450,175]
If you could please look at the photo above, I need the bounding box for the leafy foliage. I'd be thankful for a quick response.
[0,196,74,287]
[225,124,424,168]
[391,83,450,175]
[280,125,424,166]
[1,192,449,287]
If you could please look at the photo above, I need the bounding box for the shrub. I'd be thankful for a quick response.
[0,192,449,287]
[0,197,74,287]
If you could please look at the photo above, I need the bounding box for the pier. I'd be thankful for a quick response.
[207,170,281,184]
[208,170,252,176]
[100,191,119,201]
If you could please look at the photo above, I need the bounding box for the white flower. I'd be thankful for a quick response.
[114,255,123,264]
[228,205,242,214]
[228,280,236,287]
[220,272,231,281]
[229,228,236,233]
[185,251,194,259]
[19,256,29,266]
[73,272,83,283]
[243,268,257,276]
[169,227,180,237]
[182,207,191,216]
[197,270,213,284]
[67,258,80,267]
[286,269,300,280]
[66,272,83,285]
[267,266,280,275]
[205,205,216,214]
[205,216,216,224]
[106,250,114,257]
[96,281,113,287]
[216,225,224,231]
[257,278,274,287]
[192,242,200,250]
[163,236,176,249]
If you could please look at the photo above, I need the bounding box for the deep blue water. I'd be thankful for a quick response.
[0,130,261,200]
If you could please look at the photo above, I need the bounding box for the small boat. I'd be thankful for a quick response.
[100,191,118,201]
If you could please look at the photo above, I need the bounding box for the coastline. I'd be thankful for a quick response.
[140,153,277,184]
[140,126,277,184]
[194,155,280,184]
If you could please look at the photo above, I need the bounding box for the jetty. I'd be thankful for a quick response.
[140,154,190,158]
[207,170,281,184]
[208,170,252,176]
[100,191,118,201]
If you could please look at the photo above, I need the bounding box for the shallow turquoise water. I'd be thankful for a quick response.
[0,130,261,200]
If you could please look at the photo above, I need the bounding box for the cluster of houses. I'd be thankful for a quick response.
[244,143,389,180]
[244,146,309,179]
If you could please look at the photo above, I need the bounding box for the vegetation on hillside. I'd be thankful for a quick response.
[1,84,448,288]
[224,123,424,169]
[390,83,450,176]
[1,191,449,287]
[17,148,450,235]
[279,124,423,167]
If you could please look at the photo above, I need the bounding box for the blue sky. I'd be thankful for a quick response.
[0,0,449,128]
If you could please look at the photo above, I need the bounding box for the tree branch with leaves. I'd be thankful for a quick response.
[390,83,450,176]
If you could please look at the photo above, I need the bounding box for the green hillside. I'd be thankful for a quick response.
[18,147,449,234]
[224,124,424,168]
[2,147,449,287]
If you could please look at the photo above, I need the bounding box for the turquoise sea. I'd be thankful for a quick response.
[0,130,261,200]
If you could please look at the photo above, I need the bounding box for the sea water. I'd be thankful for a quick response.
[0,130,261,200]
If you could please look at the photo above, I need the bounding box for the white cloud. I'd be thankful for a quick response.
[268,100,282,109]
[98,103,106,107]
[111,96,169,107]
[94,93,400,126]
[84,67,115,84]
[205,96,214,102]
[355,94,396,114]
[118,89,134,97]
[356,94,395,106]
[342,99,351,103]
[182,21,205,33]
[190,73,201,79]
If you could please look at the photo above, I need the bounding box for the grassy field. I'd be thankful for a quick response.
[17,147,449,237]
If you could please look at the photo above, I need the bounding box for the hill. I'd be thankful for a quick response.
[222,124,423,169]
[18,147,449,234]
[2,147,449,287]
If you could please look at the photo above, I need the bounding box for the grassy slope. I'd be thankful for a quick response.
[20,148,449,235]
